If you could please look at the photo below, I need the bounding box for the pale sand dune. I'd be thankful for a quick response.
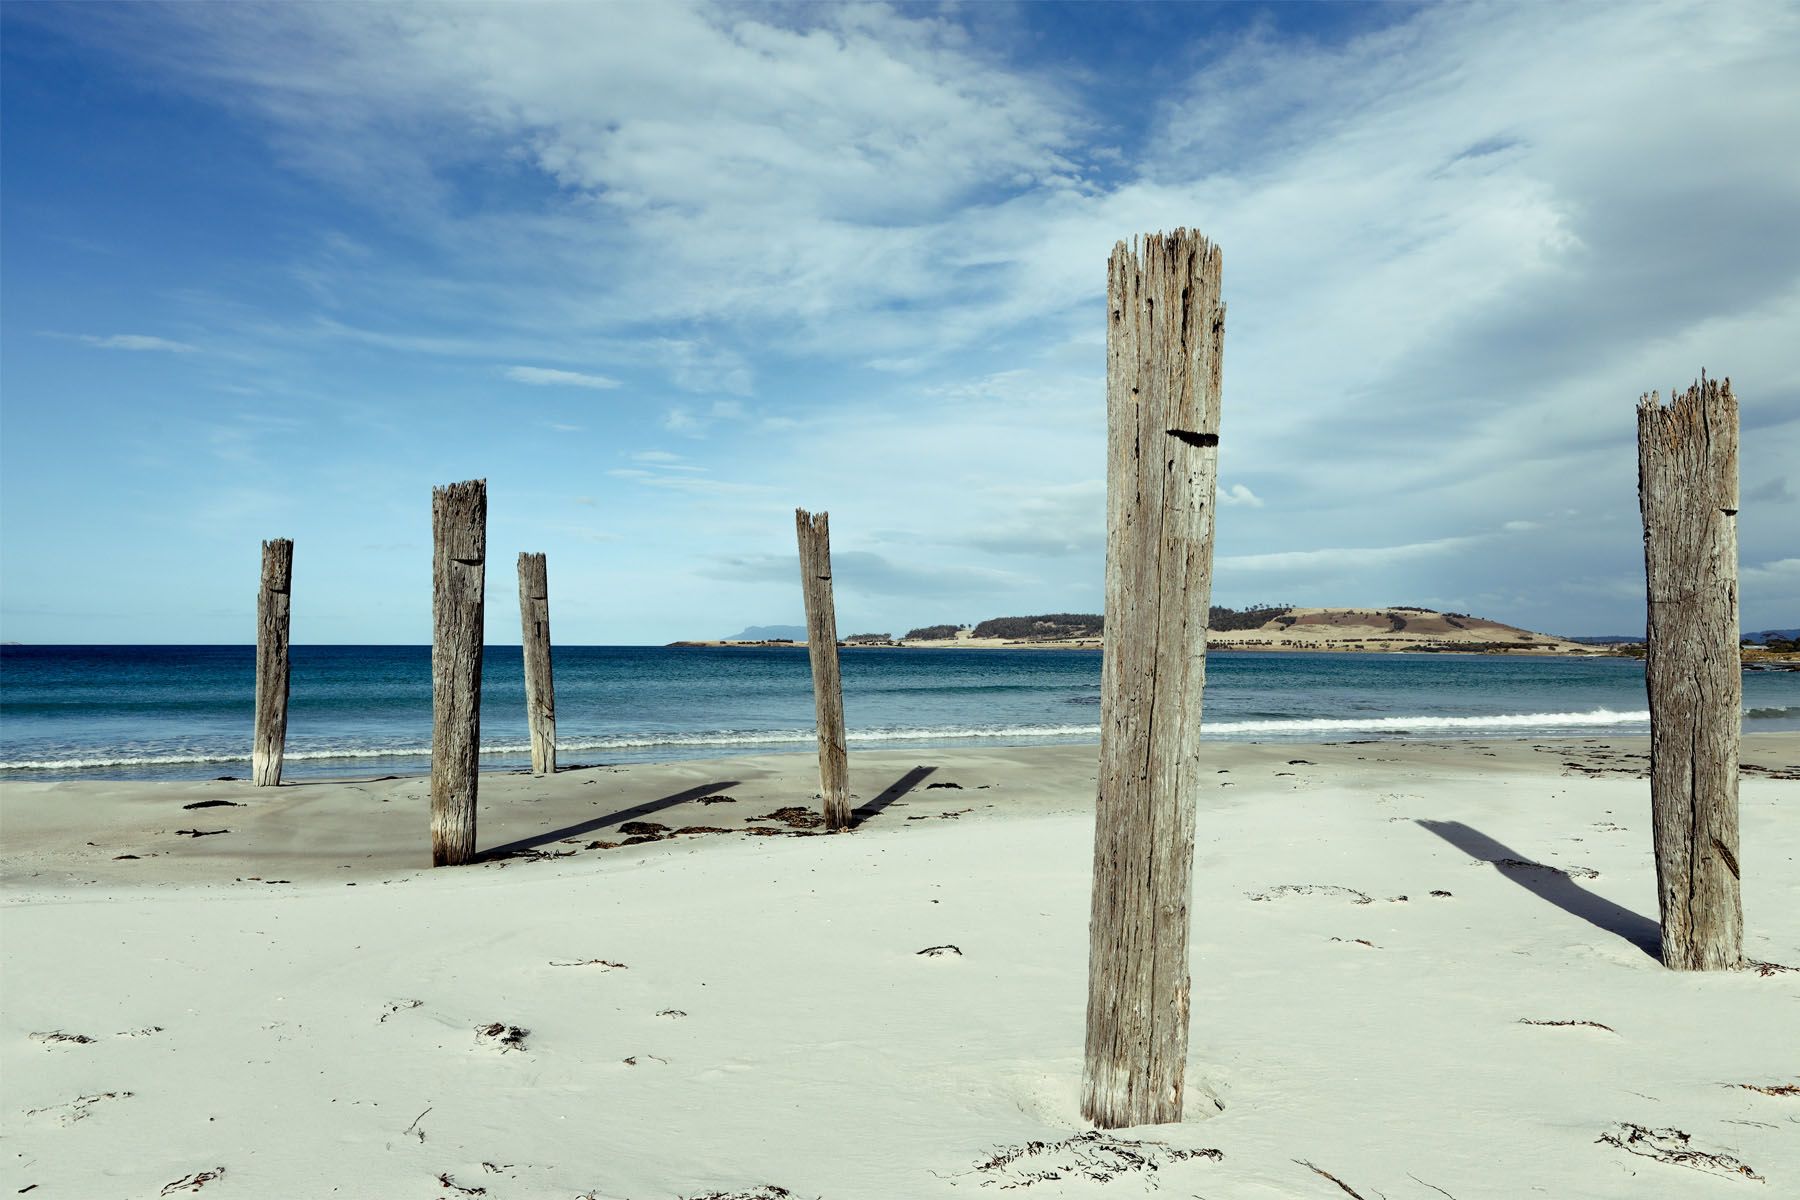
[4,737,1797,1198]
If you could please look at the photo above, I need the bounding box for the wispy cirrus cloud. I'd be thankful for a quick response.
[1219,534,1485,575]
[504,365,621,390]
[53,332,199,353]
[7,0,1797,642]
[1217,483,1264,509]
[704,548,1028,599]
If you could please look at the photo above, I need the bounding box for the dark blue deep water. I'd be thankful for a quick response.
[2,645,1796,781]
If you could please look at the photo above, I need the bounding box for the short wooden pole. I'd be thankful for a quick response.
[251,538,294,787]
[1637,376,1742,970]
[1083,229,1225,1128]
[517,551,556,776]
[431,480,487,866]
[795,508,850,830]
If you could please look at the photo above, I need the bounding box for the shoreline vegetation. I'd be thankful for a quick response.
[5,735,1797,1196]
[671,604,1800,665]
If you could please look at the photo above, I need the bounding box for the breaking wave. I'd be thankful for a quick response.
[1206,708,1649,735]
[0,709,1663,772]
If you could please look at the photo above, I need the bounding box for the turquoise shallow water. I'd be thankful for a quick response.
[1,644,1795,781]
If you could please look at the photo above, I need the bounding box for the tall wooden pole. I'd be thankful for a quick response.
[1083,229,1225,1128]
[795,508,850,830]
[517,551,556,776]
[432,480,486,866]
[1637,376,1742,970]
[251,537,293,787]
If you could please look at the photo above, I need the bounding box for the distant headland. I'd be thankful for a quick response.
[673,606,1614,655]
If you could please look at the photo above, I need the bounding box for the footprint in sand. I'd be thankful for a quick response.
[474,1023,529,1052]
[696,1060,756,1082]
[622,1053,669,1067]
[26,1091,133,1126]
[378,999,424,1023]
[1246,884,1374,905]
[159,1166,226,1195]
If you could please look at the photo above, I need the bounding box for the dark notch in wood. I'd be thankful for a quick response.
[252,538,294,787]
[1636,376,1741,970]
[1166,429,1219,447]
[431,479,487,866]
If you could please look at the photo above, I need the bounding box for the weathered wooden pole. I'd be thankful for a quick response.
[431,480,487,866]
[517,551,556,776]
[795,508,850,830]
[251,537,294,787]
[1637,375,1742,970]
[1083,229,1225,1128]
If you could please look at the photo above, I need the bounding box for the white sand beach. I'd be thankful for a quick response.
[4,736,1797,1198]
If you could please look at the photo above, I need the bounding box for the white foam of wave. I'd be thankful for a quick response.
[0,727,1102,770]
[0,709,1660,771]
[1206,708,1650,735]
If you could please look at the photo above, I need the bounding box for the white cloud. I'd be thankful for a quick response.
[81,2,1083,360]
[63,333,199,353]
[1219,535,1483,574]
[704,548,1028,598]
[658,395,762,437]
[504,365,621,390]
[606,468,772,497]
[29,0,1800,637]
[626,450,705,471]
[1743,557,1800,585]
[1217,483,1264,508]
[1746,477,1794,504]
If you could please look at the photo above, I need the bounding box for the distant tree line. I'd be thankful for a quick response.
[904,624,962,641]
[1207,604,1294,631]
[942,606,1300,641]
[972,614,1104,639]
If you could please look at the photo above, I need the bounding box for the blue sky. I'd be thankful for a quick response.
[2,0,1796,645]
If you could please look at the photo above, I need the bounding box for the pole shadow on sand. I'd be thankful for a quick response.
[1415,819,1661,958]
[481,781,740,860]
[852,765,937,826]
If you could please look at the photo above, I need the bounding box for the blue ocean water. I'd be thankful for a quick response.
[1,645,1796,782]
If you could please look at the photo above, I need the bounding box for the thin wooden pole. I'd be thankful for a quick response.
[1083,229,1225,1128]
[795,508,850,830]
[517,551,556,776]
[1637,375,1742,970]
[432,480,486,866]
[251,538,293,787]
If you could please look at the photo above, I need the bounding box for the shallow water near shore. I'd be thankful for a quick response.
[3,644,1796,781]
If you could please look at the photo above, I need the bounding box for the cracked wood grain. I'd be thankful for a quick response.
[252,538,293,787]
[517,552,556,776]
[432,480,486,865]
[796,508,849,830]
[1638,376,1741,969]
[1084,229,1224,1127]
